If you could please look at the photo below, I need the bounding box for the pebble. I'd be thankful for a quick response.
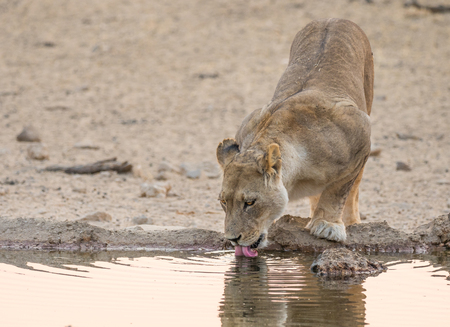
[158,161,181,174]
[0,187,10,196]
[185,169,202,179]
[202,161,221,179]
[74,140,100,150]
[99,171,112,178]
[156,161,220,180]
[79,211,112,222]
[396,133,421,141]
[125,226,144,231]
[155,171,169,181]
[132,215,153,225]
[27,143,49,160]
[155,161,181,180]
[369,147,382,157]
[17,125,41,142]
[180,162,202,179]
[140,181,171,198]
[72,187,87,194]
[396,161,412,171]
[132,164,153,181]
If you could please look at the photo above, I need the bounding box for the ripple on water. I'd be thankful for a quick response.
[0,250,449,327]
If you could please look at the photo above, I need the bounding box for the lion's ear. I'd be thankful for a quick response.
[259,143,282,177]
[217,138,240,169]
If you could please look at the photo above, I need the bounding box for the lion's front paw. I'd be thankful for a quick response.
[306,219,346,242]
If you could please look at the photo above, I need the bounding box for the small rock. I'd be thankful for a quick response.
[436,180,450,185]
[125,225,144,231]
[74,140,100,150]
[158,161,181,174]
[396,133,421,141]
[27,143,49,160]
[180,163,202,179]
[155,171,169,181]
[138,225,187,231]
[1,177,18,185]
[0,187,10,196]
[132,215,153,225]
[66,85,89,94]
[99,171,112,178]
[197,73,219,79]
[140,182,171,198]
[45,105,70,111]
[396,161,412,171]
[311,248,387,277]
[79,211,112,222]
[72,187,87,194]
[17,125,41,142]
[202,161,222,179]
[186,169,202,179]
[133,164,153,181]
[391,202,413,210]
[369,147,382,157]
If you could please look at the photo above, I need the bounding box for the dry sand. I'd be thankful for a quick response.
[0,0,449,236]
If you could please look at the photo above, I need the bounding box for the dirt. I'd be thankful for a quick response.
[0,1,449,238]
[1,214,449,254]
[267,213,450,253]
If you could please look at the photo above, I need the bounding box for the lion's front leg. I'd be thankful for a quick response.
[306,178,356,242]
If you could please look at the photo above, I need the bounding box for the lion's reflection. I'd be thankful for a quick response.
[219,255,366,326]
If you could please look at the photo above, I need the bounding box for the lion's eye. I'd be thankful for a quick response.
[220,199,226,206]
[245,200,255,207]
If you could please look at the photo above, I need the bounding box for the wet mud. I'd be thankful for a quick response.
[0,217,225,251]
[0,213,449,254]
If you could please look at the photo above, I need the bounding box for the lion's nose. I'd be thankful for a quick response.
[227,235,241,243]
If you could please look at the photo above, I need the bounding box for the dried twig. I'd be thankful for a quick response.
[44,157,132,174]
[405,0,450,13]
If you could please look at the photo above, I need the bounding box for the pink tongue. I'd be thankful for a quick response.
[234,245,258,257]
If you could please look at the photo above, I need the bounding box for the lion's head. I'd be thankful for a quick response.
[217,138,288,253]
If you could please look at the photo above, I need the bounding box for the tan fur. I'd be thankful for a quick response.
[217,18,374,244]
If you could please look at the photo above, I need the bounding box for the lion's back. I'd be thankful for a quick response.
[272,18,373,115]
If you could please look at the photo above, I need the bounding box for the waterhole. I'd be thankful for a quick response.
[0,250,449,327]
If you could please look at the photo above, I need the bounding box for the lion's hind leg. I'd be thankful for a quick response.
[342,167,365,226]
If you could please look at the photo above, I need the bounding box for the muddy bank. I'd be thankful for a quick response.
[267,213,450,253]
[0,213,449,253]
[0,217,226,251]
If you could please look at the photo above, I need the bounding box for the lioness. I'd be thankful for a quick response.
[216,18,374,257]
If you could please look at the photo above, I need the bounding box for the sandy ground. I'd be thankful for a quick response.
[0,0,449,234]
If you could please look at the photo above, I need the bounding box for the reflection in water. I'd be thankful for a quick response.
[0,250,448,327]
[364,259,450,326]
[220,255,366,327]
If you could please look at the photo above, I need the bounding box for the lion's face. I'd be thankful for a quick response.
[217,139,288,248]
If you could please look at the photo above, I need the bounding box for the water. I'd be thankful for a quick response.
[0,250,449,327]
